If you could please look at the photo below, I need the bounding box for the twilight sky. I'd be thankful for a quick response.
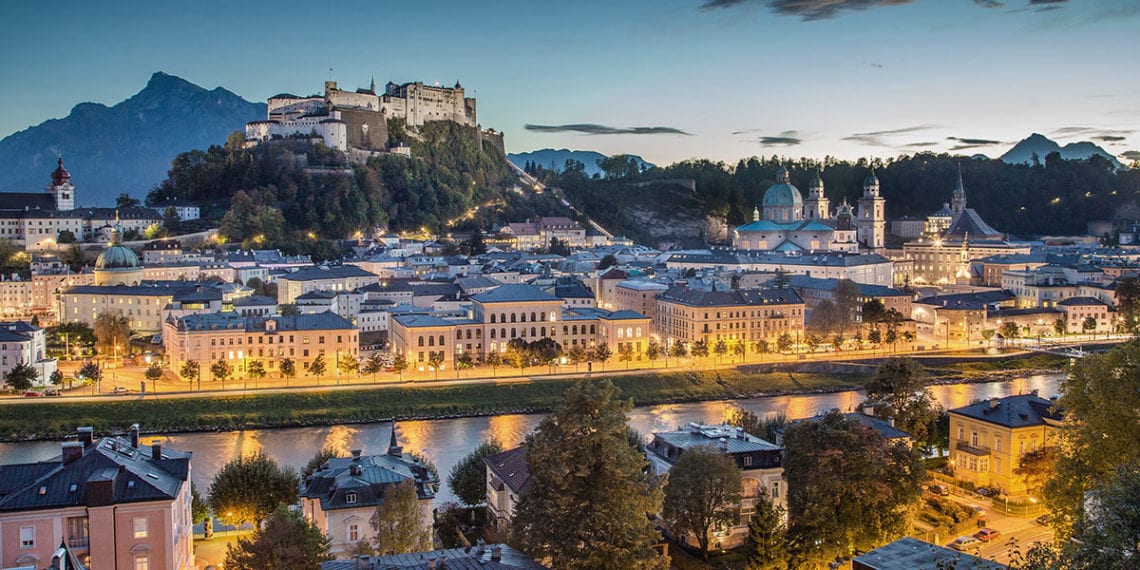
[1,0,1137,166]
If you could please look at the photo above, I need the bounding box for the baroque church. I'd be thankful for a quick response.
[732,167,886,253]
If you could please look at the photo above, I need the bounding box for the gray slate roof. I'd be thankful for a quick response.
[0,435,190,513]
[853,537,1005,570]
[484,446,531,495]
[472,284,560,304]
[280,265,377,282]
[950,394,1062,428]
[321,544,545,570]
[657,285,803,308]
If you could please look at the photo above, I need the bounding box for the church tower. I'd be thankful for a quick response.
[803,170,830,221]
[856,171,886,250]
[47,155,75,211]
[951,164,967,215]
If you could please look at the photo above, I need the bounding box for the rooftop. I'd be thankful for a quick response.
[950,393,1062,428]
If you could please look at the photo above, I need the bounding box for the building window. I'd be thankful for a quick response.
[19,525,34,548]
[743,456,752,467]
[346,492,357,504]
[771,481,780,499]
[133,516,148,538]
[134,555,150,570]
[348,523,359,542]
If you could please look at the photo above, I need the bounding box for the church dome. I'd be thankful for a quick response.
[51,156,70,186]
[762,167,803,208]
[95,225,140,270]
[95,245,140,270]
[864,172,879,187]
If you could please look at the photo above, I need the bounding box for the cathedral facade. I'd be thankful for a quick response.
[732,168,886,254]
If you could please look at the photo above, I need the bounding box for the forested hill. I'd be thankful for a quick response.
[147,121,568,253]
[540,152,1140,242]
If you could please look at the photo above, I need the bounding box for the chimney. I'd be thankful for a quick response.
[887,416,895,428]
[863,405,875,416]
[130,423,140,448]
[491,546,502,562]
[352,449,362,459]
[989,398,1000,409]
[62,441,84,465]
[151,441,163,461]
[427,557,438,570]
[719,437,728,450]
[78,426,94,447]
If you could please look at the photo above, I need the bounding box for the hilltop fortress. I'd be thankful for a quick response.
[245,79,503,158]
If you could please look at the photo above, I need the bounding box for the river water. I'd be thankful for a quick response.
[0,374,1061,505]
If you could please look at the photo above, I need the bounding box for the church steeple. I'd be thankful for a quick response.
[951,164,967,215]
[47,153,75,211]
[387,422,404,457]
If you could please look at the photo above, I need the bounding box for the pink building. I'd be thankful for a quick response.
[0,425,194,570]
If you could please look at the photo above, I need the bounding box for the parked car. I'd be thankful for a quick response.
[1036,514,1052,526]
[975,528,1002,542]
[44,388,62,397]
[22,391,43,398]
[950,536,981,551]
[975,487,998,497]
[928,484,950,496]
[970,505,987,517]
[111,386,131,395]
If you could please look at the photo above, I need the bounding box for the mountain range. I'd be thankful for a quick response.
[1000,133,1124,169]
[507,148,655,177]
[0,72,264,206]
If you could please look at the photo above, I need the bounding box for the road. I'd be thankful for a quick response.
[933,489,1054,565]
[11,333,1121,405]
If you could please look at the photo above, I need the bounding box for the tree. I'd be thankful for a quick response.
[670,341,689,359]
[115,193,141,208]
[4,361,38,391]
[547,236,571,256]
[1046,342,1140,542]
[78,361,101,386]
[1001,320,1020,339]
[646,341,661,364]
[49,369,64,386]
[247,360,266,384]
[597,254,618,271]
[1082,316,1096,337]
[1114,276,1140,333]
[280,358,296,384]
[391,354,408,380]
[209,451,299,526]
[56,229,77,243]
[362,353,384,381]
[448,439,503,508]
[783,411,924,566]
[145,362,163,392]
[862,299,886,325]
[691,339,710,358]
[733,340,746,362]
[279,304,300,316]
[163,206,182,233]
[307,353,327,380]
[191,483,211,525]
[1053,318,1066,336]
[179,360,199,388]
[770,269,790,289]
[834,279,862,327]
[804,333,821,353]
[618,343,635,368]
[662,445,743,561]
[211,358,232,386]
[863,358,938,443]
[1014,447,1059,498]
[484,351,501,376]
[302,447,343,481]
[713,338,728,362]
[745,489,788,570]
[868,328,882,346]
[224,506,331,570]
[463,229,487,256]
[93,311,130,358]
[513,380,665,569]
[831,333,844,352]
[592,342,613,370]
[810,300,842,336]
[775,333,793,354]
[371,479,431,555]
[753,339,770,359]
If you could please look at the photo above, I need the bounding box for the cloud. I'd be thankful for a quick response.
[865,61,884,69]
[902,141,940,148]
[1096,135,1128,142]
[1050,127,1135,140]
[974,0,1004,7]
[1029,0,1068,4]
[731,128,765,135]
[843,125,938,147]
[947,136,1003,151]
[524,123,691,136]
[758,131,803,146]
[1120,151,1140,161]
[700,0,918,21]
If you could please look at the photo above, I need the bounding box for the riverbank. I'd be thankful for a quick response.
[0,353,1067,442]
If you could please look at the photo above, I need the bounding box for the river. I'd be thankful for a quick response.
[0,374,1061,505]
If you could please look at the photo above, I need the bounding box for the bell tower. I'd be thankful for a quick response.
[951,164,967,215]
[803,170,830,220]
[856,171,886,250]
[47,154,75,211]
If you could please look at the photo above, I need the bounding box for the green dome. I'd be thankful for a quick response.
[762,183,803,208]
[95,245,140,270]
[864,172,879,186]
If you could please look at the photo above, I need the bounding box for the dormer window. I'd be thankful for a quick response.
[346,492,357,504]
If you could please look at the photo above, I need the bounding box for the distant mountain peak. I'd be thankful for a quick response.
[0,72,265,205]
[1000,133,1123,169]
[507,148,655,177]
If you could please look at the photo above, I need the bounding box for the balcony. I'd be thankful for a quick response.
[67,536,89,549]
[956,441,991,456]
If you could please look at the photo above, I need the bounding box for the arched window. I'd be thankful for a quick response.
[531,327,537,337]
[572,325,579,335]
[531,312,537,322]
[490,314,497,324]
[591,325,596,334]
[428,336,435,347]
[418,337,424,347]
[466,330,472,339]
[501,328,506,339]
[510,328,517,338]
[456,331,462,340]
[541,327,546,337]
[510,313,517,323]
[476,330,482,339]
[438,335,445,346]
[563,325,569,335]
[490,329,497,339]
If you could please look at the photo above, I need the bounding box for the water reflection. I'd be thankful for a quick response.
[0,374,1062,505]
